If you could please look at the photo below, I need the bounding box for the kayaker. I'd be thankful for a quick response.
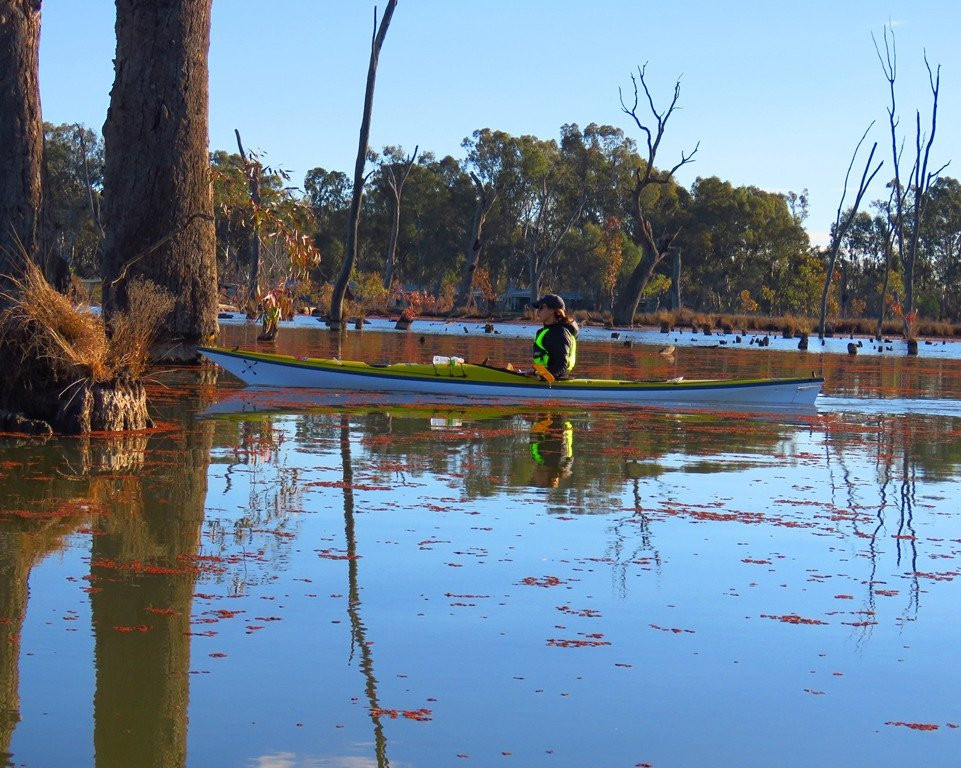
[531,294,578,379]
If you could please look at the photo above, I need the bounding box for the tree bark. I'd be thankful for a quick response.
[100,0,218,359]
[670,248,682,310]
[329,0,398,331]
[0,0,43,292]
[454,172,497,311]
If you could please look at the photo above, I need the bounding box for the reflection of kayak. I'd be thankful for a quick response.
[198,346,823,407]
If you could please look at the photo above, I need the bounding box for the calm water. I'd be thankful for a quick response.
[2,323,961,767]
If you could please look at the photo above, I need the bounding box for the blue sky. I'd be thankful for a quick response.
[40,1,959,246]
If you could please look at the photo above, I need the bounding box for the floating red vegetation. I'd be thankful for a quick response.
[558,605,602,618]
[760,614,828,625]
[370,707,432,721]
[547,634,611,648]
[92,559,193,576]
[519,576,568,587]
[649,624,695,634]
[834,594,854,600]
[885,721,939,731]
[914,571,958,581]
[113,625,150,633]
[742,559,771,565]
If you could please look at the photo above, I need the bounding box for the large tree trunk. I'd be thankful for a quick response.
[0,0,43,291]
[612,241,659,325]
[100,0,217,360]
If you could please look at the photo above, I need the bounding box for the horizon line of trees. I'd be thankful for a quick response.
[43,118,961,324]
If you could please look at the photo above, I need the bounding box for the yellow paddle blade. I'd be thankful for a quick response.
[532,363,555,383]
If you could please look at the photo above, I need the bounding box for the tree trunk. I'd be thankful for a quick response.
[100,0,218,360]
[612,243,659,325]
[454,173,496,311]
[670,248,682,310]
[383,188,401,289]
[0,0,43,292]
[330,0,397,331]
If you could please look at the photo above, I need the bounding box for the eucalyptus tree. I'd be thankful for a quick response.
[0,0,43,289]
[514,133,590,302]
[304,166,350,281]
[212,150,319,301]
[376,144,418,289]
[453,128,517,310]
[42,123,104,279]
[676,177,810,314]
[100,0,218,358]
[917,176,961,319]
[612,64,698,325]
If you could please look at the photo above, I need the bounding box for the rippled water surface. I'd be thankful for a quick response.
[2,324,960,767]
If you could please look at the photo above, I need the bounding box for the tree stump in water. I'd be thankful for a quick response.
[4,378,150,436]
[55,379,151,434]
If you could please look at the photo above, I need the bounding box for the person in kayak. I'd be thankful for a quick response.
[531,294,578,379]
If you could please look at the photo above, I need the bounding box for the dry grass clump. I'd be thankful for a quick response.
[106,279,175,378]
[0,259,173,400]
[1,259,110,386]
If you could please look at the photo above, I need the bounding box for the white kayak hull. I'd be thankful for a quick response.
[199,347,823,407]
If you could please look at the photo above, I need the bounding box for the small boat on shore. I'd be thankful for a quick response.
[199,346,823,407]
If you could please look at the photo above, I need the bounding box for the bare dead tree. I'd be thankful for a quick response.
[329,0,398,331]
[904,55,948,317]
[818,125,882,340]
[874,27,948,342]
[612,64,698,326]
[380,144,418,290]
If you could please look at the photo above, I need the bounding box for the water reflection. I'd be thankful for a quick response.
[89,421,212,768]
[339,414,389,768]
[3,362,961,767]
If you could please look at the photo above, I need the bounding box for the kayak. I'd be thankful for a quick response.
[199,346,823,407]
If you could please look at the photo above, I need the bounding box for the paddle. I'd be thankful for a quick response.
[532,363,556,383]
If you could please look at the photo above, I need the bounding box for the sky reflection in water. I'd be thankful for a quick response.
[3,343,961,767]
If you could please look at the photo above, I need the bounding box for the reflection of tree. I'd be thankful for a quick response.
[607,478,662,596]
[339,414,389,767]
[826,415,926,627]
[90,421,212,768]
[0,437,143,760]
